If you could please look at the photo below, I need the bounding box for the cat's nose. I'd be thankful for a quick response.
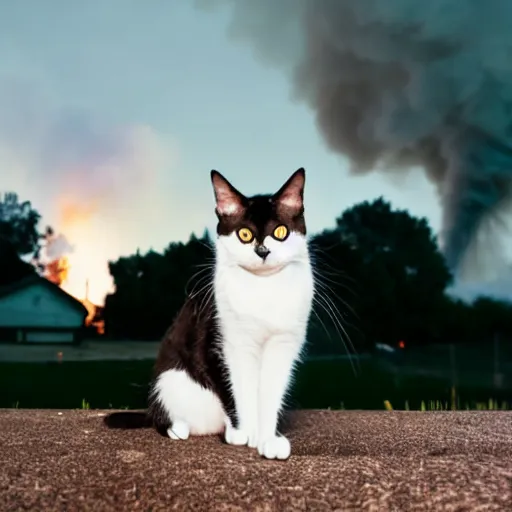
[254,245,270,261]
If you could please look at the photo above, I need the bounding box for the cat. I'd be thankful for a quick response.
[147,168,314,460]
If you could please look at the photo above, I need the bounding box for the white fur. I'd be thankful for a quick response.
[259,436,291,460]
[154,224,314,460]
[153,368,225,436]
[167,419,190,440]
[214,229,314,460]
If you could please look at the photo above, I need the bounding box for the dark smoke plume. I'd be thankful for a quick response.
[204,0,512,275]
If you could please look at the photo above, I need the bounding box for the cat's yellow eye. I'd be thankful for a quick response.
[273,225,288,240]
[237,227,254,243]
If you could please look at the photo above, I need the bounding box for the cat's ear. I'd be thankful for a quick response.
[274,168,305,211]
[211,170,245,216]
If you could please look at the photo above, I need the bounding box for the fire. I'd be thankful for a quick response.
[82,294,106,335]
[39,227,73,286]
[37,200,111,335]
[54,199,114,306]
[44,255,70,286]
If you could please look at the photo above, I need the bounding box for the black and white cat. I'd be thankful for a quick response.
[148,168,314,460]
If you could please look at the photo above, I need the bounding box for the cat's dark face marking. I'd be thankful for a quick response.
[211,168,306,235]
[215,193,306,241]
[210,168,308,275]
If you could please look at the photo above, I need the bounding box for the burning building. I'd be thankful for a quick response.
[0,274,88,344]
[82,281,105,335]
[34,226,105,336]
[37,226,72,286]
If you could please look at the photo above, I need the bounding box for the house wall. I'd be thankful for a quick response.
[25,331,76,343]
[0,282,84,329]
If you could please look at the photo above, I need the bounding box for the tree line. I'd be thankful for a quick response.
[2,192,512,354]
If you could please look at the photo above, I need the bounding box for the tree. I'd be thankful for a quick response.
[0,193,42,286]
[104,231,214,340]
[335,197,452,298]
[307,228,366,356]
[469,296,512,341]
[0,193,41,255]
[311,198,452,349]
[0,238,35,287]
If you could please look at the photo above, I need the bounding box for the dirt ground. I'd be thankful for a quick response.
[0,409,511,510]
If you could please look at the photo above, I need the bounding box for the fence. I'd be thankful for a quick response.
[390,337,512,391]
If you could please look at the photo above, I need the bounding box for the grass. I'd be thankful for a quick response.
[386,386,509,411]
[1,356,511,411]
[386,398,509,411]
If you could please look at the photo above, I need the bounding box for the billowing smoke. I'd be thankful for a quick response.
[42,226,74,262]
[36,227,73,287]
[204,0,512,275]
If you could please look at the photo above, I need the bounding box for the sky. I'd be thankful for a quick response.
[0,0,485,305]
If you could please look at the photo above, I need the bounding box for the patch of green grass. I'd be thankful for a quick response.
[384,397,510,411]
[0,360,152,409]
[0,357,511,410]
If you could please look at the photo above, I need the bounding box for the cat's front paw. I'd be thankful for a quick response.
[224,424,249,446]
[167,420,190,440]
[258,435,291,460]
[247,431,258,449]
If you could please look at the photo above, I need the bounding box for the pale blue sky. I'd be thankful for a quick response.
[0,1,442,302]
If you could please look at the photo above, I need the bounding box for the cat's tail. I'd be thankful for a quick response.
[103,411,153,429]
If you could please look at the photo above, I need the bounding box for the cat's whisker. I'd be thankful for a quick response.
[310,307,333,342]
[313,291,359,376]
[189,278,214,303]
[308,246,358,285]
[194,261,216,268]
[189,280,211,301]
[185,266,215,296]
[317,289,360,362]
[313,277,365,345]
[312,294,350,360]
[187,277,211,299]
[313,271,346,302]
[313,272,359,321]
[312,258,356,291]
[197,282,215,318]
[313,298,358,377]
[312,266,357,295]
[195,238,215,251]
[308,243,365,346]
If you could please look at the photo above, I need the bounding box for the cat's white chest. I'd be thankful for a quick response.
[215,263,313,335]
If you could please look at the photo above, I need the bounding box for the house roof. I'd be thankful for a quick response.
[0,274,88,318]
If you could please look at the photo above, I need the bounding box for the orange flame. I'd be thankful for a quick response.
[43,253,105,335]
[82,296,105,334]
[41,198,108,336]
[44,256,70,287]
[54,198,114,305]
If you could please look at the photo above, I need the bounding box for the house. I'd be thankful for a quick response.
[0,275,88,344]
